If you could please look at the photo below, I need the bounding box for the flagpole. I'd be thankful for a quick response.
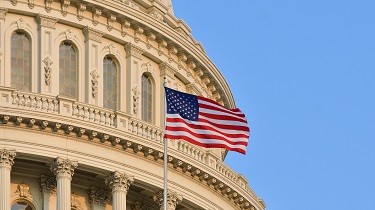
[163,77,168,210]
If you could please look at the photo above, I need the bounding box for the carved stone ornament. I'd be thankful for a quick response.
[77,2,86,21]
[158,39,167,56]
[16,18,26,30]
[146,32,156,49]
[153,190,183,210]
[105,171,134,192]
[92,8,102,26]
[40,175,57,193]
[0,8,8,20]
[141,62,154,75]
[132,86,139,114]
[83,26,104,43]
[11,0,17,6]
[16,182,30,198]
[90,70,99,98]
[45,0,53,12]
[43,57,53,85]
[103,44,117,55]
[36,14,58,29]
[61,0,71,16]
[159,62,177,78]
[0,149,16,169]
[28,0,34,8]
[131,202,150,210]
[122,1,139,10]
[121,19,131,37]
[107,13,116,31]
[124,42,144,60]
[50,158,78,178]
[149,9,163,22]
[134,25,144,43]
[88,187,110,207]
[71,193,81,208]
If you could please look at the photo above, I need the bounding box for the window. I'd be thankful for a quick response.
[11,201,33,210]
[103,56,117,110]
[142,74,152,123]
[59,42,77,98]
[11,31,31,91]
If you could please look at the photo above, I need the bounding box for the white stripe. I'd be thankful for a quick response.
[198,99,244,115]
[199,107,247,121]
[166,122,249,142]
[164,130,248,150]
[199,114,249,127]
[167,114,250,134]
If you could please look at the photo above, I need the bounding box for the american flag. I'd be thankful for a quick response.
[164,87,250,154]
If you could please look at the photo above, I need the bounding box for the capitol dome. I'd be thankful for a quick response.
[0,0,265,209]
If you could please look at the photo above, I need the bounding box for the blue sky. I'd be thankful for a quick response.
[173,1,375,210]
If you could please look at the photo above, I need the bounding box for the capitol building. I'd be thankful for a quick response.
[0,0,266,209]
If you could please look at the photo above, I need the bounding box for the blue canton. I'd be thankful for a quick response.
[165,87,199,121]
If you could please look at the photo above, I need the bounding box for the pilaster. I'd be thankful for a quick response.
[40,175,57,210]
[0,8,8,87]
[83,26,104,106]
[36,14,58,95]
[153,190,183,210]
[124,42,144,116]
[88,187,110,210]
[0,149,16,210]
[50,158,78,210]
[105,171,134,210]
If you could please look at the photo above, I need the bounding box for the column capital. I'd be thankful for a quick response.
[40,175,57,193]
[0,8,8,20]
[124,42,144,60]
[0,149,16,169]
[159,62,177,78]
[83,26,104,43]
[50,158,78,179]
[105,171,134,193]
[153,190,183,210]
[36,14,58,29]
[88,187,110,207]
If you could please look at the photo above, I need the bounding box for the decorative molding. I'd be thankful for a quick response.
[168,46,177,63]
[36,14,58,29]
[146,31,156,49]
[134,25,144,43]
[88,187,110,207]
[71,193,81,208]
[107,13,116,31]
[58,29,75,40]
[148,9,163,22]
[14,18,26,30]
[28,0,34,9]
[121,19,131,37]
[141,62,154,75]
[0,8,8,20]
[132,86,139,114]
[50,158,78,178]
[83,26,104,43]
[131,202,150,210]
[159,62,177,78]
[0,149,16,169]
[11,0,17,6]
[40,175,57,193]
[45,0,53,12]
[158,39,167,56]
[60,0,71,16]
[122,1,139,10]
[124,42,144,60]
[92,7,102,26]
[16,182,30,197]
[153,190,183,210]
[90,70,99,98]
[77,2,86,21]
[103,44,119,55]
[105,171,134,192]
[43,57,53,85]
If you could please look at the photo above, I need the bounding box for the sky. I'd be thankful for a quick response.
[172,1,375,210]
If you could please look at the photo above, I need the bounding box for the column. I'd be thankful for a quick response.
[83,26,104,106]
[35,14,58,95]
[50,158,78,210]
[153,190,182,210]
[0,8,8,86]
[105,171,134,210]
[124,42,144,115]
[40,175,57,210]
[88,187,110,210]
[0,149,16,210]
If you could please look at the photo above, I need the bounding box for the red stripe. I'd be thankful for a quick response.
[166,116,250,132]
[164,134,246,154]
[199,112,248,123]
[166,117,249,138]
[198,96,242,111]
[165,126,249,145]
[198,103,245,118]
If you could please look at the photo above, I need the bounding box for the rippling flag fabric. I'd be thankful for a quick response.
[164,87,250,154]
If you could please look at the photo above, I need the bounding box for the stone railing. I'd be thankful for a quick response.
[175,140,206,162]
[10,91,58,113]
[70,102,116,127]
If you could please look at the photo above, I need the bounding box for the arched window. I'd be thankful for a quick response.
[103,56,117,110]
[11,31,31,91]
[11,200,34,210]
[59,42,77,98]
[142,74,152,123]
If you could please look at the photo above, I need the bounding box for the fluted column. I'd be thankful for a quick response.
[153,190,183,210]
[0,149,16,210]
[50,158,78,210]
[105,171,134,210]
